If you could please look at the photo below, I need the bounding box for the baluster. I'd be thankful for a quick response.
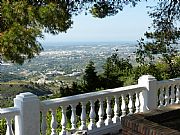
[88,100,96,130]
[170,84,175,105]
[121,94,126,117]
[61,106,67,135]
[135,92,140,113]
[51,108,57,135]
[5,116,14,135]
[112,95,120,123]
[128,93,133,115]
[41,108,48,135]
[176,84,180,104]
[97,98,105,128]
[79,102,87,130]
[105,97,113,125]
[70,104,77,130]
[164,86,169,106]
[159,88,164,108]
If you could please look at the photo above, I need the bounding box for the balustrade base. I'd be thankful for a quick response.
[72,123,121,135]
[89,123,121,135]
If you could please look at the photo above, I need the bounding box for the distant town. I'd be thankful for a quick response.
[0,42,137,85]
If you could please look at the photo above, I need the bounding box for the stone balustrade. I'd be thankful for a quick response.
[41,85,144,135]
[0,75,180,135]
[157,78,180,108]
[0,107,20,135]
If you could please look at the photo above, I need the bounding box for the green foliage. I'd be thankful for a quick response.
[57,51,134,96]
[0,73,25,82]
[59,82,83,97]
[90,1,119,18]
[0,0,144,64]
[89,0,141,18]
[83,61,99,92]
[136,0,180,79]
[134,64,161,81]
[0,119,6,135]
[100,51,133,89]
[134,56,180,81]
[156,56,180,79]
[38,2,73,34]
[0,1,43,64]
[0,82,52,108]
[1,0,179,64]
[0,0,72,64]
[136,1,180,60]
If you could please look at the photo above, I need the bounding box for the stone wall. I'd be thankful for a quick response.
[121,105,180,135]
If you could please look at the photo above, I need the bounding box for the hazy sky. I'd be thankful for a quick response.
[42,0,156,43]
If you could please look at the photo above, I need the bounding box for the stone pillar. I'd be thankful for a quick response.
[138,75,157,112]
[14,92,40,135]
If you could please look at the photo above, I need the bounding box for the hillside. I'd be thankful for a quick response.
[0,82,52,107]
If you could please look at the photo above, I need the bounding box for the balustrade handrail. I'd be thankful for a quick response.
[157,78,180,88]
[0,107,20,119]
[0,75,179,135]
[41,84,146,108]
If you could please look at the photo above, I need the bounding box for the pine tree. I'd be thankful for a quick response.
[0,0,140,64]
[136,0,180,79]
[83,61,99,92]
